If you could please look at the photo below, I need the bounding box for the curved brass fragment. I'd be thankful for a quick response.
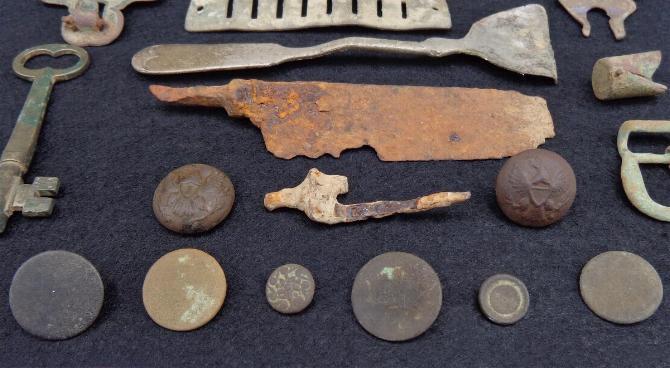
[617,120,670,221]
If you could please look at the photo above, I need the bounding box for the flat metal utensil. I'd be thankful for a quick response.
[133,4,558,81]
[185,0,451,31]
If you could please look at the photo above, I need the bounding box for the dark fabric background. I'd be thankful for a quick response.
[1,0,669,366]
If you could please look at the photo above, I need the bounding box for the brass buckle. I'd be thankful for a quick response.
[617,120,670,221]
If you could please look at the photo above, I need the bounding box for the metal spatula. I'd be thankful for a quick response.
[133,4,557,81]
[185,0,452,31]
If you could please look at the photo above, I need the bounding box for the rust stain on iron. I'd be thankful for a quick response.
[150,80,555,161]
[264,168,470,224]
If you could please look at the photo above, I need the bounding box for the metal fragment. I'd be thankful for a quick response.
[150,80,555,161]
[580,251,663,324]
[264,168,469,225]
[153,164,235,234]
[351,252,442,342]
[133,5,558,81]
[42,0,157,46]
[186,0,451,32]
[0,44,89,234]
[496,149,576,227]
[617,120,670,222]
[143,248,227,331]
[593,51,667,100]
[558,0,636,40]
[10,251,104,340]
[266,264,315,314]
[479,274,529,325]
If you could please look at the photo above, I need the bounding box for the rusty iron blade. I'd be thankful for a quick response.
[149,80,555,161]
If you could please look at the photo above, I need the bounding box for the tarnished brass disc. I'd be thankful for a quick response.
[153,164,235,234]
[479,274,529,325]
[266,264,315,314]
[580,251,663,324]
[143,248,227,331]
[351,252,442,341]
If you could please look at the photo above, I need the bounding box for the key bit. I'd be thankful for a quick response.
[558,0,637,40]
[0,44,89,234]
[592,51,667,100]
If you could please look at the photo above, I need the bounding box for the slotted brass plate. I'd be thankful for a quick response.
[185,0,452,31]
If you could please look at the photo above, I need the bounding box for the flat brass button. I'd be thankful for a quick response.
[9,250,104,340]
[266,264,315,314]
[479,274,529,325]
[351,252,442,342]
[580,251,663,324]
[153,164,235,234]
[142,248,227,331]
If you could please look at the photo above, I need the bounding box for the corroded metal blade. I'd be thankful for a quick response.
[150,80,555,161]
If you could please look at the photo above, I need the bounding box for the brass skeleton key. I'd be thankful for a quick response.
[0,44,89,233]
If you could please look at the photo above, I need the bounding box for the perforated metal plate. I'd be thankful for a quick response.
[185,0,451,31]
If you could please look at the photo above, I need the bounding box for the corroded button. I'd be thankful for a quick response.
[153,164,235,234]
[142,248,227,331]
[9,250,104,340]
[351,252,442,341]
[580,251,663,324]
[266,264,315,314]
[479,274,529,325]
[496,149,576,227]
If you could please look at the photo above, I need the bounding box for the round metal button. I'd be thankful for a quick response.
[266,264,315,314]
[580,251,663,324]
[351,252,442,342]
[153,164,235,234]
[9,250,104,340]
[496,149,576,227]
[479,274,529,325]
[143,248,227,331]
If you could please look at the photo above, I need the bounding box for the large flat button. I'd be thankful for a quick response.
[580,251,663,324]
[9,250,104,340]
[351,252,442,342]
[142,248,227,331]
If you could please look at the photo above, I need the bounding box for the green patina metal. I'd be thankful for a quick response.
[0,44,89,233]
[617,120,670,222]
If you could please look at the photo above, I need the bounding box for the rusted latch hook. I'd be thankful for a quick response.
[617,120,670,222]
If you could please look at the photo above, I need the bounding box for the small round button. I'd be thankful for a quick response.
[143,248,227,331]
[479,274,529,325]
[580,251,663,324]
[496,149,576,227]
[153,164,235,234]
[9,250,104,340]
[351,252,442,342]
[266,264,315,314]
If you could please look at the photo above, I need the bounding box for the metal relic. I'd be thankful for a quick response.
[10,251,104,340]
[351,252,442,342]
[185,0,452,32]
[558,0,636,40]
[592,51,667,100]
[266,264,315,314]
[0,44,89,234]
[580,251,663,324]
[264,168,470,225]
[143,248,227,331]
[478,274,529,325]
[496,149,577,228]
[153,164,235,234]
[133,4,558,81]
[42,0,157,46]
[149,80,555,161]
[618,120,670,222]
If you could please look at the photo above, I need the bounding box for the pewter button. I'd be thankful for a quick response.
[153,164,235,234]
[266,264,315,314]
[142,248,227,331]
[9,250,104,340]
[580,251,663,324]
[479,274,529,325]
